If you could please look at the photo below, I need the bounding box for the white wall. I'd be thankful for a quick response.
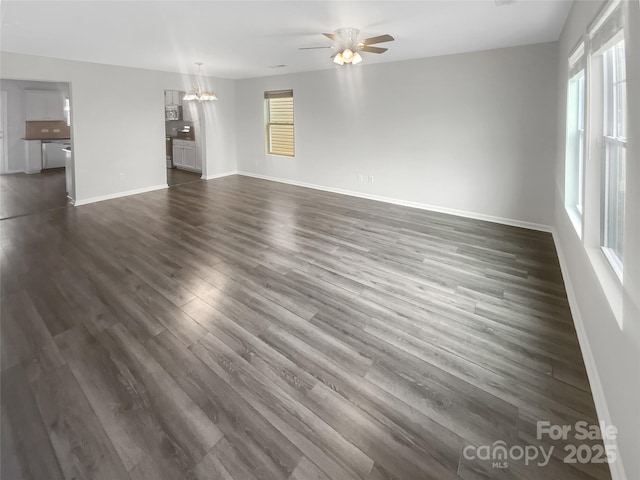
[554,2,640,479]
[235,42,558,228]
[0,52,236,203]
[0,79,69,174]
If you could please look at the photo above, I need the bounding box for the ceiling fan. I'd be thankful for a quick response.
[299,28,394,65]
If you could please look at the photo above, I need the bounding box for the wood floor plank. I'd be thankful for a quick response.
[289,457,332,480]
[190,331,372,479]
[259,324,464,475]
[0,174,609,480]
[365,360,519,447]
[306,383,458,480]
[106,323,224,463]
[1,364,65,480]
[54,324,172,472]
[31,365,130,479]
[146,329,304,480]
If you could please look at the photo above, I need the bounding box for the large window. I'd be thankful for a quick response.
[588,0,627,280]
[565,43,586,233]
[264,90,294,157]
[601,39,626,276]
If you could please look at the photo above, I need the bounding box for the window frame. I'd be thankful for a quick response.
[564,41,587,235]
[599,37,626,280]
[264,90,295,158]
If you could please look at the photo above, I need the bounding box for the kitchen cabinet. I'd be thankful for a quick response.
[164,90,183,106]
[172,140,200,173]
[24,140,42,173]
[25,91,65,121]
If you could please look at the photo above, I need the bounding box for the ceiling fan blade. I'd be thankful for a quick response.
[360,45,388,54]
[323,33,338,41]
[361,34,395,45]
[299,46,333,50]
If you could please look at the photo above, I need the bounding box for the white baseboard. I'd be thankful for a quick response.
[1,168,25,175]
[201,170,238,180]
[237,171,552,232]
[551,229,626,480]
[74,184,168,206]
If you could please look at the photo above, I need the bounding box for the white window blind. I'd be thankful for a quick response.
[589,0,623,54]
[568,41,585,78]
[265,90,294,157]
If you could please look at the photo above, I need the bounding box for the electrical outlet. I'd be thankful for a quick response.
[358,174,365,182]
[368,175,374,183]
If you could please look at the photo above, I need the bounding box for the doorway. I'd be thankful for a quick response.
[0,80,73,219]
[164,89,202,187]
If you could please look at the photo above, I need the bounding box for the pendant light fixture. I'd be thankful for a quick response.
[183,62,218,102]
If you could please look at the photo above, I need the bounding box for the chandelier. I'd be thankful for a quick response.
[183,62,218,102]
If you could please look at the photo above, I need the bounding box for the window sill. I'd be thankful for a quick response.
[586,246,624,328]
[266,153,295,158]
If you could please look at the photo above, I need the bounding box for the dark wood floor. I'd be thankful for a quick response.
[167,167,202,187]
[0,168,69,220]
[1,175,610,480]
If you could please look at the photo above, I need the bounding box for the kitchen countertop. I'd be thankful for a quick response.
[23,137,71,141]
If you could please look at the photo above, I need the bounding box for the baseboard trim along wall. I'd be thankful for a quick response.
[551,229,626,480]
[201,170,238,180]
[73,184,168,206]
[237,171,553,232]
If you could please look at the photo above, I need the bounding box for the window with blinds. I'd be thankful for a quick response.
[588,0,627,279]
[265,90,294,157]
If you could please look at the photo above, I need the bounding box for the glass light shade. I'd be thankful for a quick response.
[183,93,197,101]
[333,52,344,65]
[342,48,354,62]
[352,52,363,65]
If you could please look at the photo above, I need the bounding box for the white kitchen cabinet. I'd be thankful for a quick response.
[24,140,42,173]
[165,90,183,106]
[25,91,65,121]
[172,140,200,173]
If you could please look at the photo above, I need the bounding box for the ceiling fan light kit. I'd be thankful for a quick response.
[333,49,363,65]
[184,62,218,102]
[302,27,394,66]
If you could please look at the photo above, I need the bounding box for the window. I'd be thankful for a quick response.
[264,90,294,157]
[601,39,626,277]
[565,43,586,233]
[588,0,626,280]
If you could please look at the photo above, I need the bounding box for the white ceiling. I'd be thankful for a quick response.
[1,1,572,79]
